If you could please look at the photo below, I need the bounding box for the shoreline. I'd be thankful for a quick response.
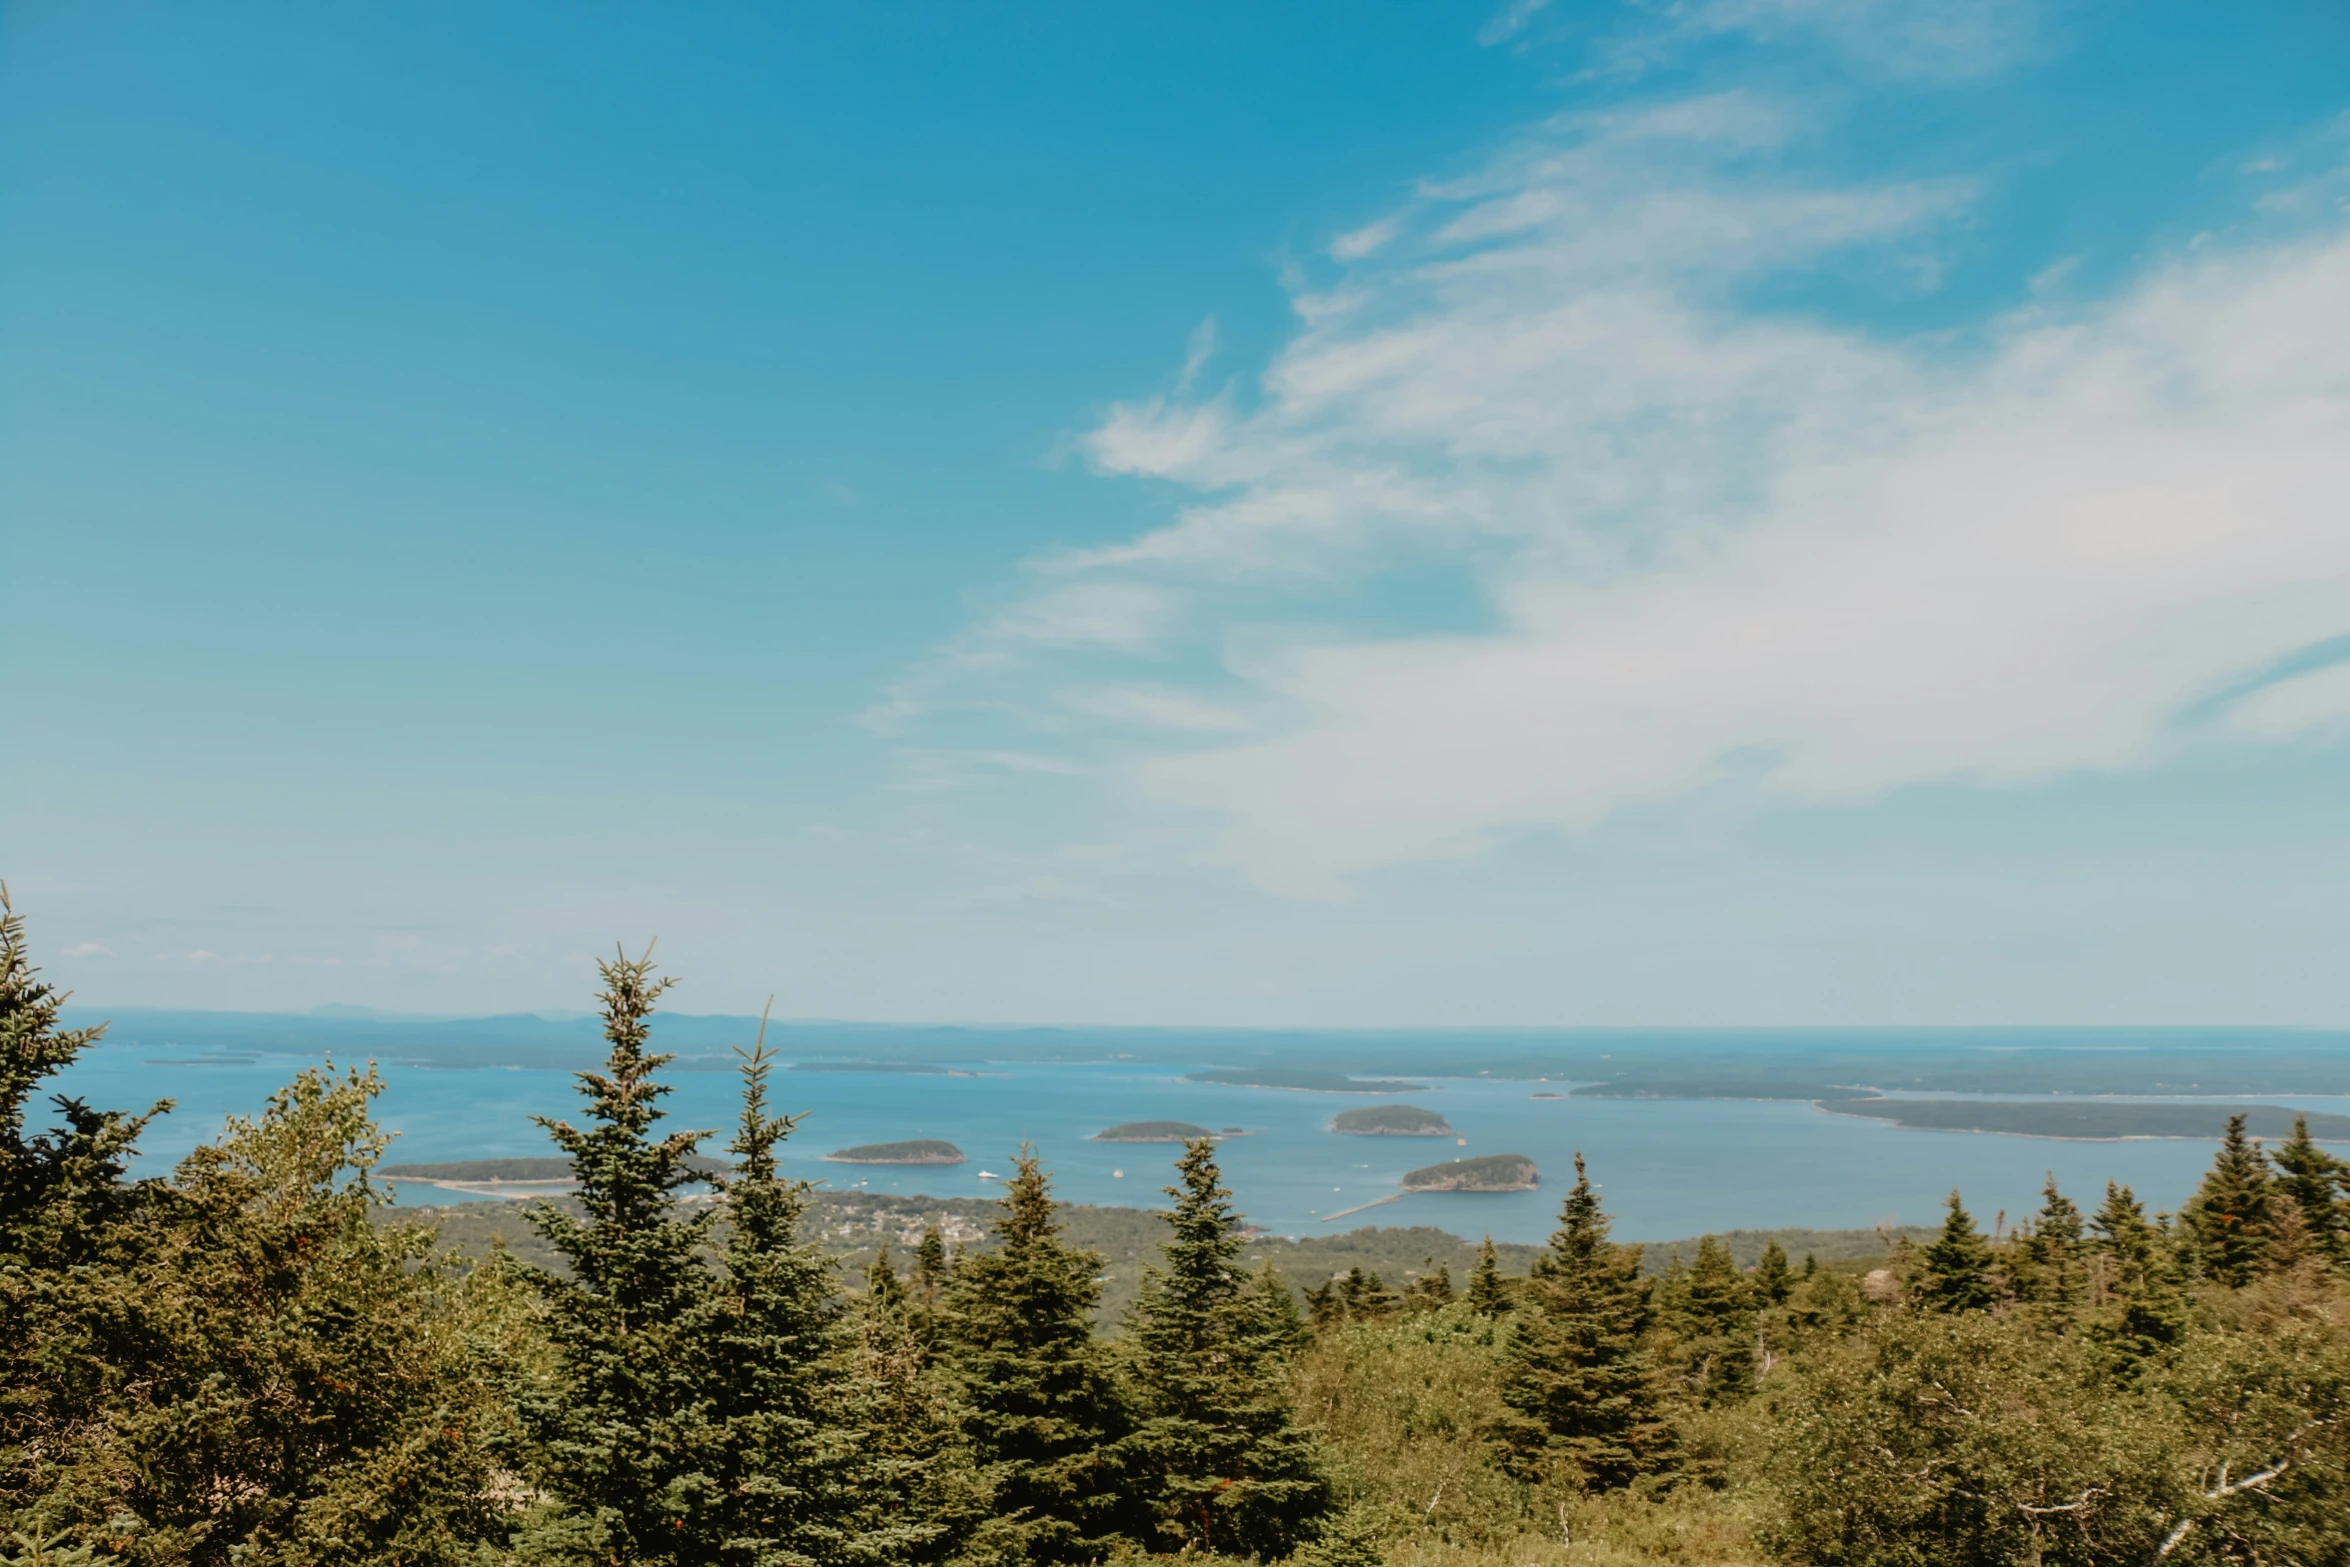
[1808,1102,2350,1143]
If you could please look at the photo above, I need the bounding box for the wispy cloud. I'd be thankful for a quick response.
[892,86,2350,897]
[62,941,115,958]
[1598,0,2042,82]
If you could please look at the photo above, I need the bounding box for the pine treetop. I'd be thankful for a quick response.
[1753,1238,1795,1306]
[1467,1233,1512,1315]
[0,885,168,1255]
[2269,1114,2348,1261]
[2186,1112,2274,1286]
[526,947,715,1323]
[1914,1190,1998,1312]
[2032,1172,2086,1248]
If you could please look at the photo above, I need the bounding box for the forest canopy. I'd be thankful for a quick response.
[6,890,2349,1567]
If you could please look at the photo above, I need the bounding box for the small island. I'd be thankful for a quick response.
[1529,1091,1562,1100]
[1093,1120,1216,1143]
[824,1139,967,1165]
[1400,1154,1538,1192]
[1331,1104,1454,1137]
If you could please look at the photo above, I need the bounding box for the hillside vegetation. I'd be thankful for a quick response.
[8,895,2349,1567]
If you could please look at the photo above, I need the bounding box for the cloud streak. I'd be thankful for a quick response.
[898,92,2350,896]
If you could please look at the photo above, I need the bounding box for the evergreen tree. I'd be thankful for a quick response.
[2269,1115,2347,1264]
[2083,1182,2185,1370]
[914,1222,948,1302]
[705,1027,929,1564]
[1467,1234,1512,1315]
[2089,1182,2160,1298]
[1303,1276,1346,1332]
[867,1243,909,1311]
[515,948,725,1562]
[1403,1261,1456,1310]
[0,886,164,1262]
[1336,1266,1398,1320]
[1491,1153,1674,1488]
[7,1061,518,1566]
[2013,1174,2086,1310]
[1247,1262,1308,1354]
[1753,1238,1795,1307]
[1912,1191,1998,1313]
[1120,1139,1331,1558]
[942,1148,1141,1564]
[2184,1113,2273,1286]
[1674,1235,1757,1402]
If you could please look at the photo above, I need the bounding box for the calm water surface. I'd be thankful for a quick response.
[51,1046,2350,1244]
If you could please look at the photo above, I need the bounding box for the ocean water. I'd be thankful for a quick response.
[46,1041,2350,1244]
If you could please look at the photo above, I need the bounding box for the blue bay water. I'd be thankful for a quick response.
[49,1042,2347,1244]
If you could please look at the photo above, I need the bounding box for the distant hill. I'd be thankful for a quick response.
[1331,1105,1454,1136]
[1400,1154,1538,1192]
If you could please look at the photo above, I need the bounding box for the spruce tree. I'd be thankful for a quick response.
[1247,1261,1308,1353]
[943,1147,1141,1564]
[1120,1139,1330,1558]
[705,1028,928,1564]
[1752,1238,1795,1307]
[867,1243,909,1310]
[1674,1235,1757,1402]
[1912,1191,1998,1313]
[0,886,164,1260]
[2269,1115,2347,1264]
[1467,1233,1512,1315]
[2184,1113,2273,1286]
[515,948,724,1562]
[2089,1181,2159,1298]
[1491,1153,1673,1488]
[2014,1174,2086,1311]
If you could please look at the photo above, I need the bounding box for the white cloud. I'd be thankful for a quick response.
[1177,317,1220,392]
[1060,685,1256,734]
[1603,0,2041,82]
[914,97,2350,897]
[982,581,1178,650]
[62,941,115,958]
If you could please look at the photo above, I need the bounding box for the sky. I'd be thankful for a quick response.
[6,0,2350,1027]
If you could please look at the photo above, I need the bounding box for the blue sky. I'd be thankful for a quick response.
[7,0,2350,1025]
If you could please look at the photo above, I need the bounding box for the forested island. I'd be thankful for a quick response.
[1330,1104,1454,1136]
[1401,1153,1540,1191]
[9,898,2350,1567]
[1093,1120,1216,1142]
[791,1060,956,1075]
[824,1138,967,1164]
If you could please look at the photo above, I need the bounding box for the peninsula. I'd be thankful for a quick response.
[1818,1099,2350,1142]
